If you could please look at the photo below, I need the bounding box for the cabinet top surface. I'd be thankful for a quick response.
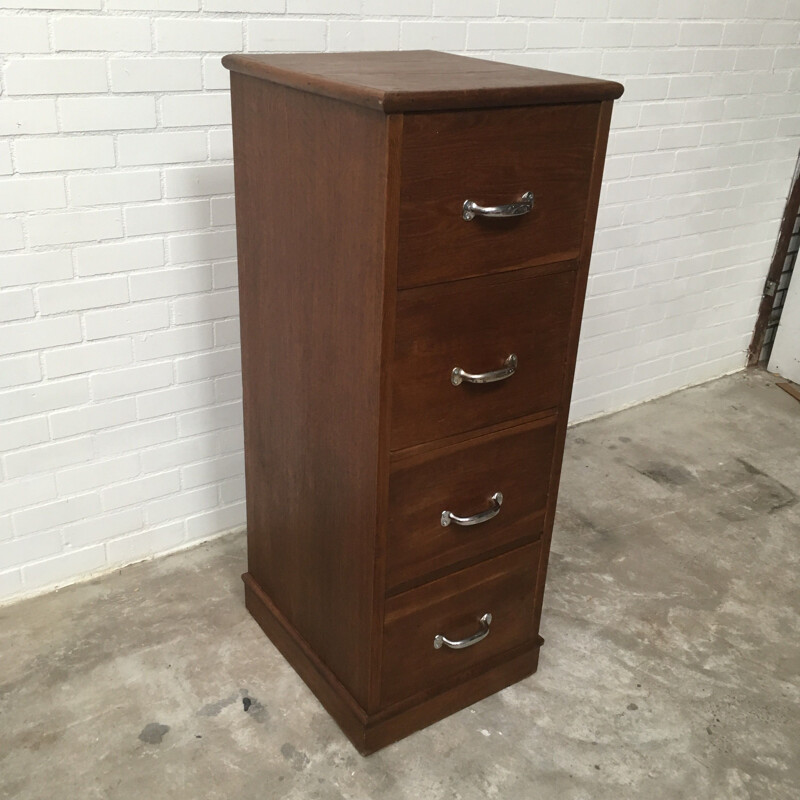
[222,50,623,113]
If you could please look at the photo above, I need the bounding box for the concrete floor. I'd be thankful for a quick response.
[1,369,799,799]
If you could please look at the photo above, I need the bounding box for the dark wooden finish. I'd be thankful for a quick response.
[231,72,393,709]
[387,418,556,592]
[381,543,540,705]
[747,154,800,365]
[391,264,577,450]
[398,104,598,287]
[226,51,620,755]
[223,50,624,114]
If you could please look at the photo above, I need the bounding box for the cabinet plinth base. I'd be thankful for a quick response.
[243,573,543,755]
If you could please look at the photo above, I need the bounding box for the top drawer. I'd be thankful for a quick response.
[397,103,599,289]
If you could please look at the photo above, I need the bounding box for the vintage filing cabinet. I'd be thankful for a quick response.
[223,50,622,754]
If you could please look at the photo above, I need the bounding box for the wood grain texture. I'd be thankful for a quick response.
[222,51,624,113]
[531,100,616,639]
[398,104,598,287]
[387,417,556,592]
[391,263,577,450]
[381,543,541,705]
[231,73,391,709]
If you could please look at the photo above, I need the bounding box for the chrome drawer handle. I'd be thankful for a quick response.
[462,191,534,221]
[434,613,492,650]
[451,354,517,386]
[441,492,502,528]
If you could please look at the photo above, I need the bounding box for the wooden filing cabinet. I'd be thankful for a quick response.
[223,50,622,754]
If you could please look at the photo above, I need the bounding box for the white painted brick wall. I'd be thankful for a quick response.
[0,2,798,604]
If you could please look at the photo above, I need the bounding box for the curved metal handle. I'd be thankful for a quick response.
[434,613,492,650]
[451,354,517,387]
[441,492,503,528]
[462,191,534,221]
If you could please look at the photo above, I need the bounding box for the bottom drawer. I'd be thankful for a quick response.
[380,542,541,706]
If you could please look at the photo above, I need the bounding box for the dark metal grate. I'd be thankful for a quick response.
[761,209,799,363]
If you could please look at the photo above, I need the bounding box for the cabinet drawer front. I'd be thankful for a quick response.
[398,104,599,289]
[391,266,576,451]
[381,543,540,706]
[387,420,556,592]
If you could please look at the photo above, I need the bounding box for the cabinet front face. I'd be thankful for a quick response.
[380,543,541,707]
[391,265,577,451]
[387,419,557,592]
[398,104,600,289]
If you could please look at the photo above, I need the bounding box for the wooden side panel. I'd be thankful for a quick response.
[532,100,616,636]
[230,74,389,708]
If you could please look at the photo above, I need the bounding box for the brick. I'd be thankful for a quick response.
[109,57,202,93]
[217,423,243,454]
[62,507,143,549]
[172,288,238,325]
[434,0,495,15]
[59,96,157,132]
[76,238,164,277]
[38,276,129,315]
[0,532,63,569]
[145,485,217,525]
[0,141,11,175]
[209,128,232,160]
[15,135,114,173]
[161,93,231,127]
[45,339,133,379]
[118,131,207,166]
[155,18,242,52]
[363,0,432,12]
[164,164,234,199]
[247,19,327,52]
[137,380,215,419]
[130,265,212,300]
[54,15,151,50]
[205,0,283,8]
[4,58,107,95]
[50,397,138,439]
[0,475,56,515]
[202,55,229,90]
[186,501,245,540]
[168,230,237,264]
[0,415,49,451]
[220,476,245,505]
[27,209,123,247]
[85,302,170,340]
[0,0,100,6]
[0,316,81,357]
[287,0,358,9]
[91,362,173,400]
[4,436,94,479]
[401,21,467,50]
[57,454,141,496]
[215,374,242,403]
[141,432,216,473]
[22,546,106,593]
[176,347,240,383]
[0,251,72,289]
[93,416,176,456]
[106,521,185,565]
[0,220,23,251]
[679,21,724,46]
[125,200,210,236]
[328,21,401,52]
[107,0,197,7]
[468,22,527,50]
[178,399,241,436]
[211,198,235,227]
[0,176,66,214]
[69,170,161,207]
[0,570,21,598]
[0,289,35,322]
[134,323,214,361]
[102,470,181,510]
[212,260,237,289]
[213,318,240,347]
[182,451,243,489]
[0,15,50,52]
[0,99,57,135]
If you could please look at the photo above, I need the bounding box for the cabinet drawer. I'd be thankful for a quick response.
[387,419,556,592]
[391,265,576,450]
[398,103,599,289]
[381,543,540,706]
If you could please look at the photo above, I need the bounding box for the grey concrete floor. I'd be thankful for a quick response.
[1,369,799,800]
